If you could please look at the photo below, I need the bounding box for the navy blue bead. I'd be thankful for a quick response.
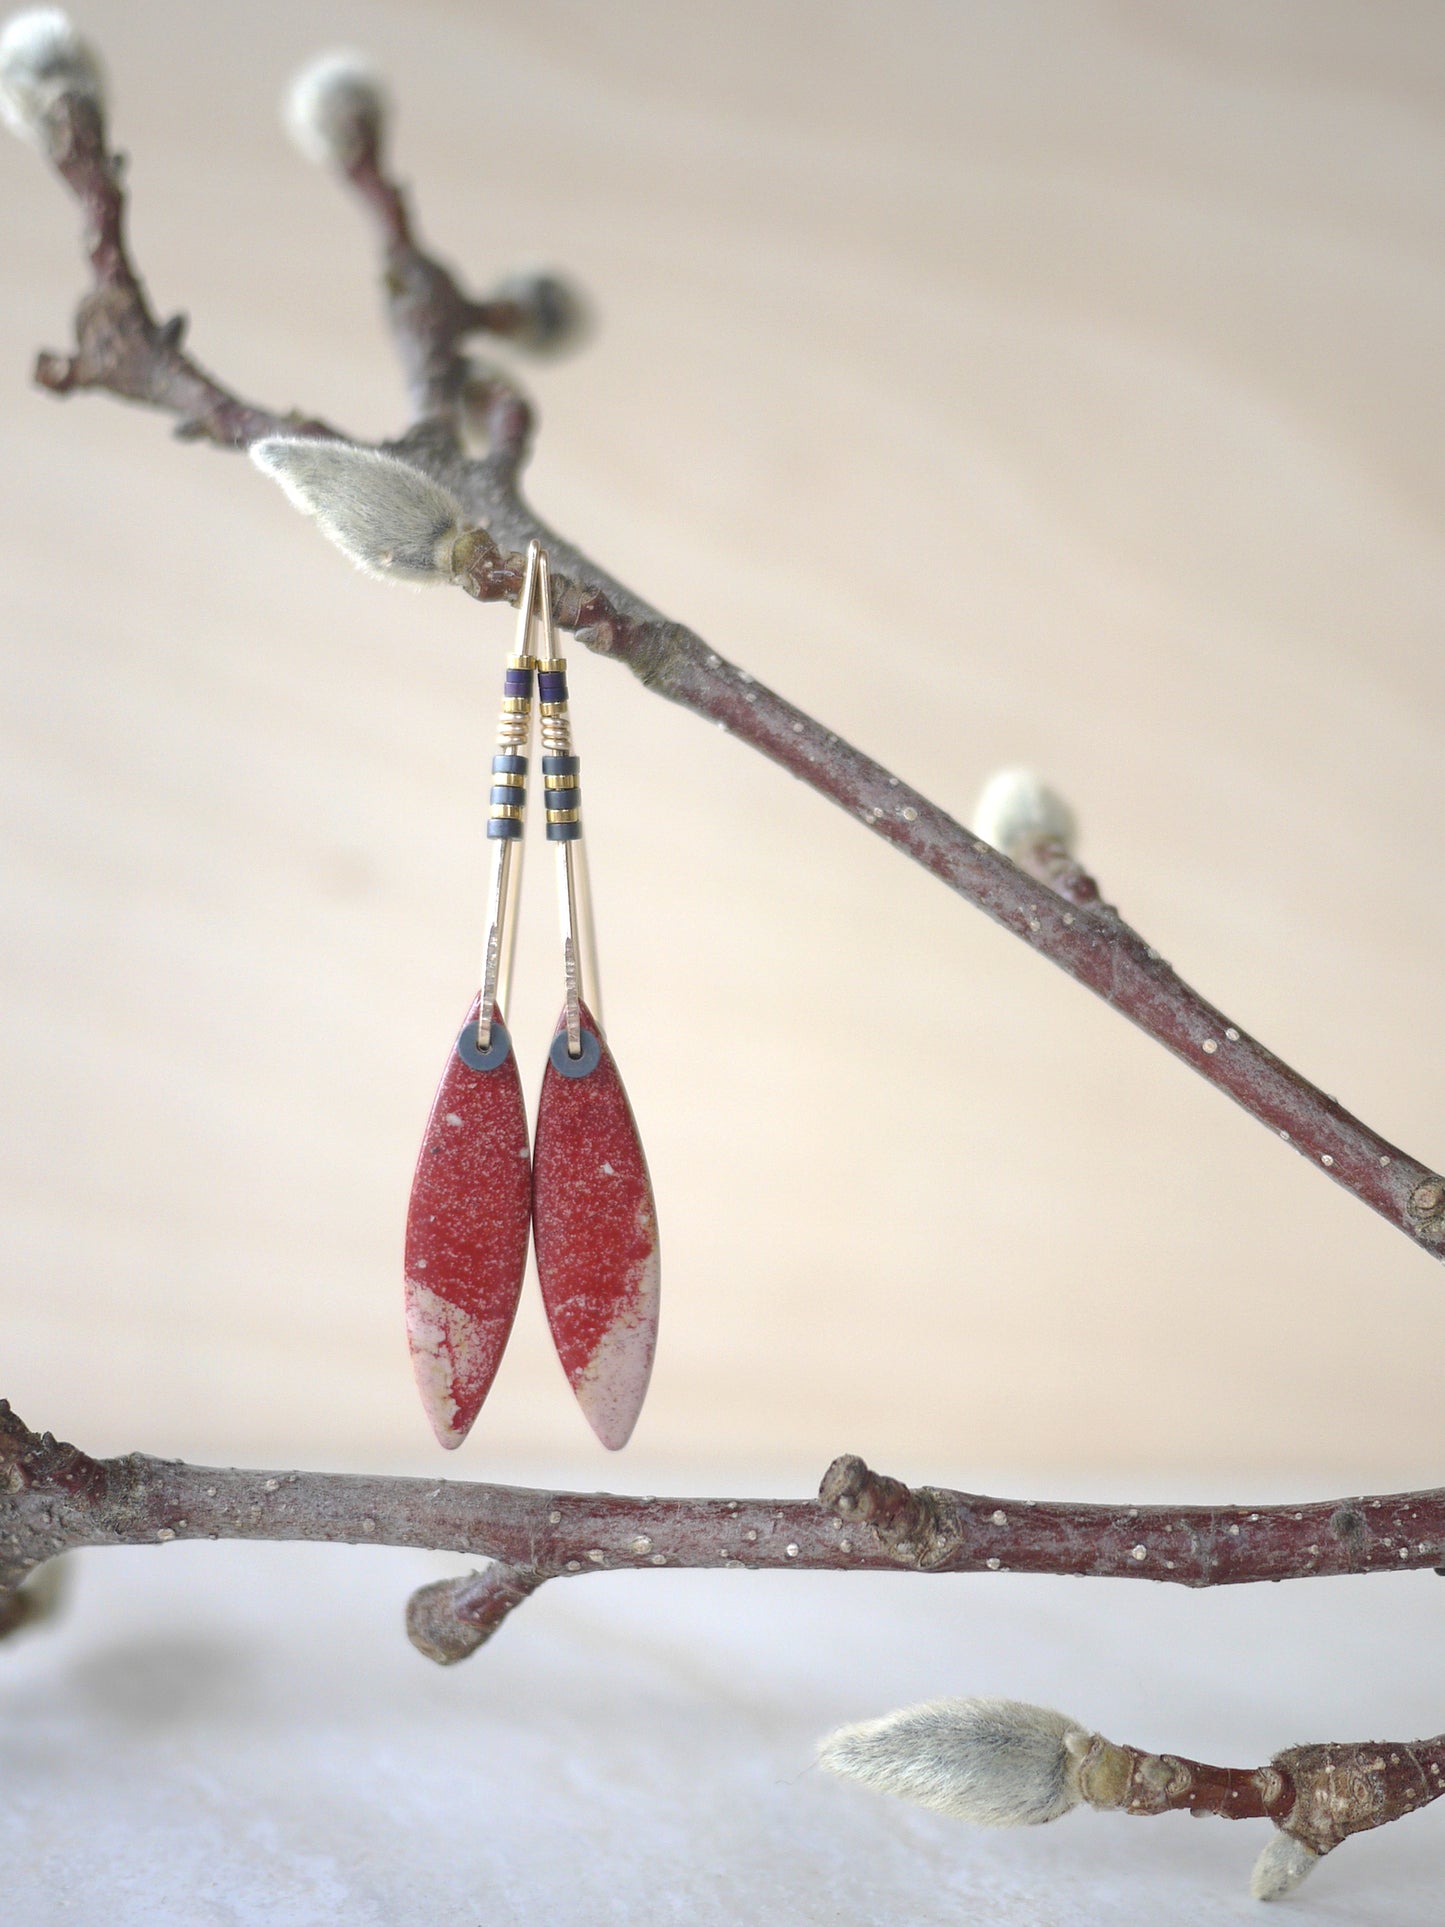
[492,754,528,776]
[545,787,580,811]
[546,820,582,841]
[504,669,533,696]
[490,786,526,807]
[487,819,522,839]
[542,755,580,776]
[538,671,568,703]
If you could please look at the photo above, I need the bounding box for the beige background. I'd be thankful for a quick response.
[2,0,1443,1482]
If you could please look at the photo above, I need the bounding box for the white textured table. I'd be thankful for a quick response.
[4,1501,1444,1925]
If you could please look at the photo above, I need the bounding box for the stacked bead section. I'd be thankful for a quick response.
[487,654,534,841]
[538,657,582,841]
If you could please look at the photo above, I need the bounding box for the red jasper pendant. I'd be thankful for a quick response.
[404,996,532,1449]
[533,1002,660,1451]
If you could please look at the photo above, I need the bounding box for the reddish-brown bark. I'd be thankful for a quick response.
[7,1410,1445,1654]
[1070,1727,1445,1855]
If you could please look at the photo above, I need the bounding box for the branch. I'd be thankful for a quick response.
[818,1452,1445,1584]
[8,1398,1445,1892]
[20,49,1445,1266]
[7,1398,1445,1888]
[819,1695,1445,1902]
[27,94,329,444]
[10,35,1443,1263]
[5,1407,1445,1661]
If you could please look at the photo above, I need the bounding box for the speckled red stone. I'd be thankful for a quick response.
[404,996,532,1450]
[533,1002,660,1451]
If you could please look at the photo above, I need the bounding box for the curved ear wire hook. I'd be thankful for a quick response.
[478,540,543,1050]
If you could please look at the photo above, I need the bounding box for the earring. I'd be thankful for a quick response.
[402,557,540,1450]
[529,547,661,1452]
[402,542,659,1453]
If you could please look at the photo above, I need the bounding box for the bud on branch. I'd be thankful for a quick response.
[0,7,101,156]
[283,51,385,171]
[250,437,475,584]
[820,1695,1445,1902]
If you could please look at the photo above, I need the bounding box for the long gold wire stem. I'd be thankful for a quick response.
[535,548,593,1058]
[477,540,542,1051]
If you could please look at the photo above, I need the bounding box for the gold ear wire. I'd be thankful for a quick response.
[477,540,543,1050]
[533,546,602,1057]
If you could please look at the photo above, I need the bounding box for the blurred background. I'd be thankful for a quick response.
[3,0,1444,1487]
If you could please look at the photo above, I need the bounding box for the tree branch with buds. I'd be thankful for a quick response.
[6,1403,1445,1899]
[820,1696,1445,1903]
[4,8,1445,1905]
[4,10,1440,1257]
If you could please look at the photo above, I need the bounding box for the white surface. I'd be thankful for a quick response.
[4,1526,1445,1924]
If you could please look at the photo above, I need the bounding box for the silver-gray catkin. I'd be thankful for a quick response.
[250,439,467,585]
[819,1697,1090,1828]
[283,50,384,168]
[0,8,103,152]
[972,767,1077,860]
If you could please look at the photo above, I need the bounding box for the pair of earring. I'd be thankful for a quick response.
[404,542,660,1453]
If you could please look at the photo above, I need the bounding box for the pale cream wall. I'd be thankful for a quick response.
[2,0,1442,1479]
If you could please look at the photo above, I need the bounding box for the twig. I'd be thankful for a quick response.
[818,1452,1445,1585]
[10,1390,1443,1888]
[17,73,1442,1265]
[5,1408,1445,1664]
[30,93,331,444]
[819,1694,1445,1900]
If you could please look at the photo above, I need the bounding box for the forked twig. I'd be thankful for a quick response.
[11,31,1442,1261]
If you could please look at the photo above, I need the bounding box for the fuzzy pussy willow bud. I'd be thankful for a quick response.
[819,1697,1090,1827]
[0,8,103,154]
[490,271,590,357]
[972,767,1077,862]
[250,439,471,585]
[283,50,384,169]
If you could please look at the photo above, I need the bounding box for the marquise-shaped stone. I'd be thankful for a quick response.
[533,1002,659,1450]
[404,997,532,1449]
